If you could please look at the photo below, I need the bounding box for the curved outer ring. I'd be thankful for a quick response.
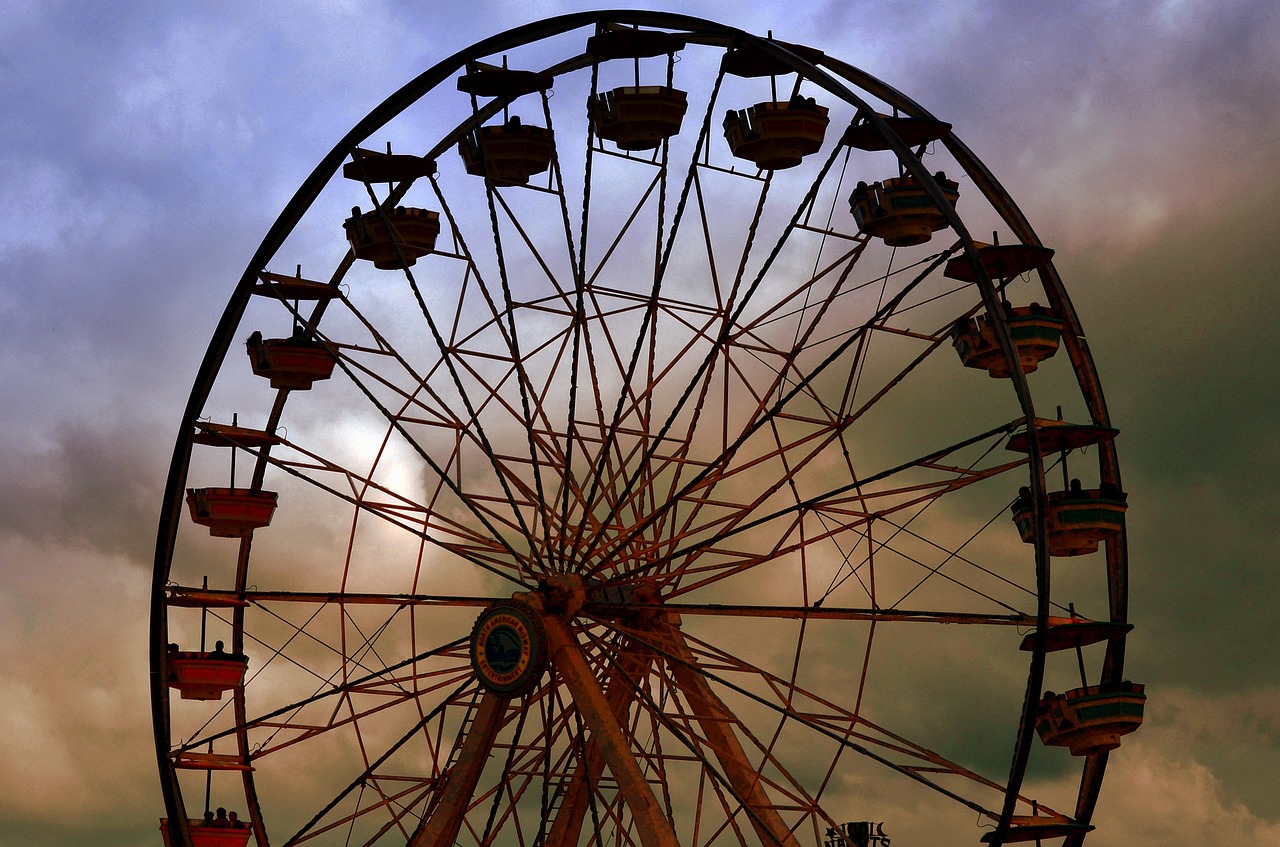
[149,10,1125,847]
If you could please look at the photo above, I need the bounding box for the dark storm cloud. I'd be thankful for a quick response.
[1057,182,1280,828]
[0,2,429,569]
[1081,184,1280,690]
[0,419,170,561]
[807,0,1280,256]
[0,536,155,844]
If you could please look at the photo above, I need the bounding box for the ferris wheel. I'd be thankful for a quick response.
[151,11,1143,847]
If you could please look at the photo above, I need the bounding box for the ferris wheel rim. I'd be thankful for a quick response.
[150,12,1130,847]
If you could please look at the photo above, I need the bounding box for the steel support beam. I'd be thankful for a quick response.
[658,616,800,847]
[407,690,507,847]
[545,637,655,847]
[538,604,679,847]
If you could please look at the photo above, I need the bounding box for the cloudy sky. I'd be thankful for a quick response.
[2,1,1278,845]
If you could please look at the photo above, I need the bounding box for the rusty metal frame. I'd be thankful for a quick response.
[153,10,1128,847]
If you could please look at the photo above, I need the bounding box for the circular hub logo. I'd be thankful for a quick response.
[470,602,546,696]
